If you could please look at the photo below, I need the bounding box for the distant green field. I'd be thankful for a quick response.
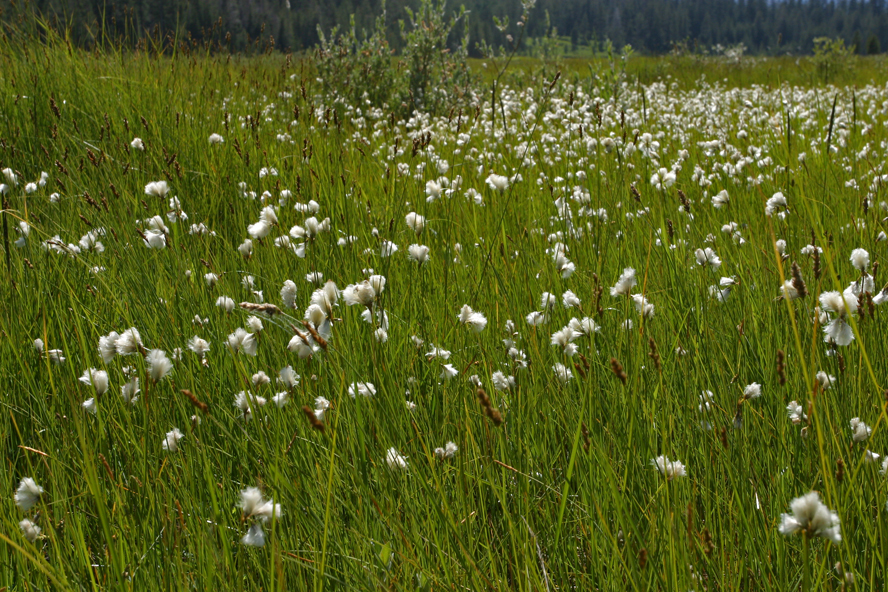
[471,54,888,87]
[2,28,888,591]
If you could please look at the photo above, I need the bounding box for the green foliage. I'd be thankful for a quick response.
[315,7,402,109]
[811,37,855,84]
[4,27,888,592]
[524,9,562,75]
[399,0,472,113]
[314,0,472,115]
[586,39,634,103]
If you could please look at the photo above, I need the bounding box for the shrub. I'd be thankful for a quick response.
[811,37,855,84]
[314,0,472,116]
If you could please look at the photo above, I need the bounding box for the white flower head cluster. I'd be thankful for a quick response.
[786,400,807,425]
[610,268,637,297]
[695,247,721,269]
[386,447,408,470]
[651,455,686,480]
[434,441,458,459]
[819,290,858,346]
[778,491,841,544]
[649,167,676,190]
[765,192,788,218]
[850,417,871,442]
[459,304,488,333]
[239,487,282,547]
[146,349,173,383]
[485,173,509,192]
[743,383,762,399]
[14,477,44,511]
[162,428,185,452]
[348,382,377,398]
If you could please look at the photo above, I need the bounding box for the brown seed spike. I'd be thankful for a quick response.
[476,388,503,426]
[790,262,808,298]
[98,453,115,481]
[240,302,282,316]
[302,406,325,432]
[476,387,491,408]
[678,190,691,213]
[648,338,662,372]
[49,95,61,119]
[573,362,587,379]
[610,358,627,385]
[776,350,787,386]
[181,389,209,414]
[702,528,714,556]
[301,320,328,351]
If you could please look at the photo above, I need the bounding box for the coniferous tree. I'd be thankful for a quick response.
[5,0,888,55]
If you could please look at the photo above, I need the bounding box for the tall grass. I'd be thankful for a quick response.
[1,27,887,590]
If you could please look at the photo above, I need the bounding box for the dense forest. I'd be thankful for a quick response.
[2,0,887,55]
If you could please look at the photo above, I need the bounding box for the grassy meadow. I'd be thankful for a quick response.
[2,28,888,591]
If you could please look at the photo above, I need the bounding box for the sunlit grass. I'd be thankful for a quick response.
[1,28,887,591]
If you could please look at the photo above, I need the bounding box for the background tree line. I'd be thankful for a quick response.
[1,0,886,55]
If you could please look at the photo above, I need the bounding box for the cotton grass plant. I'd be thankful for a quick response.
[1,24,888,592]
